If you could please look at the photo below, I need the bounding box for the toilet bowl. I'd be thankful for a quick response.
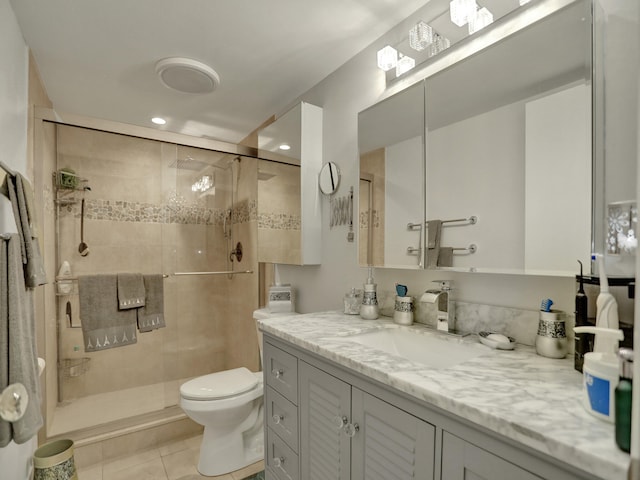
[180,367,264,476]
[180,309,298,476]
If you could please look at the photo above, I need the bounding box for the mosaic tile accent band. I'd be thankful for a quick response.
[60,197,257,226]
[60,197,300,231]
[257,213,301,230]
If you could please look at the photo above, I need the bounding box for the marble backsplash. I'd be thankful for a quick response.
[378,292,574,347]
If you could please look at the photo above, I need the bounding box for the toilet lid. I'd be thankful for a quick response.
[180,367,259,400]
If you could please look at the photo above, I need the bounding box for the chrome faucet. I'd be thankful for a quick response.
[420,281,455,333]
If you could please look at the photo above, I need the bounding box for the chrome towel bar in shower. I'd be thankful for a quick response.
[173,270,253,276]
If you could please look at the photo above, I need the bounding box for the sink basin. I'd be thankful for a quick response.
[328,327,490,369]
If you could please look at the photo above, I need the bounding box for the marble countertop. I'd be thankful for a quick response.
[258,311,630,480]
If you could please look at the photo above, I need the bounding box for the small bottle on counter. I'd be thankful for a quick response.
[615,348,633,453]
[360,267,379,320]
[344,288,362,315]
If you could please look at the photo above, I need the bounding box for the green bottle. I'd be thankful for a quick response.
[615,348,633,453]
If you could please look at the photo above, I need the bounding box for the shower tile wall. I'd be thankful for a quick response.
[55,125,258,404]
[257,160,302,264]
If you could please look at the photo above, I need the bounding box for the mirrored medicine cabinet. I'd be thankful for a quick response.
[359,0,595,275]
[257,102,323,265]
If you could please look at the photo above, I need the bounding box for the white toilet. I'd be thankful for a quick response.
[179,309,296,476]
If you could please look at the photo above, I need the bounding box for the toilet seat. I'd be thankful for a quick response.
[180,367,259,400]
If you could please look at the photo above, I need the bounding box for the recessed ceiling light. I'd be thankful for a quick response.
[155,57,220,94]
[279,144,291,151]
[151,117,166,125]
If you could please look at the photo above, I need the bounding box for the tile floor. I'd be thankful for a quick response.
[76,434,264,480]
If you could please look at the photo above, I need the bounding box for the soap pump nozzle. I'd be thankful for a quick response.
[366,266,374,285]
[574,326,624,359]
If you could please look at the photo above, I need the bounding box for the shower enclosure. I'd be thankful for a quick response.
[46,123,259,438]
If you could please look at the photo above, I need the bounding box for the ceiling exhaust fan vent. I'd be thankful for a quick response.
[155,57,220,94]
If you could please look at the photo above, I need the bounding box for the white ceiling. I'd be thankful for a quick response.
[10,0,431,144]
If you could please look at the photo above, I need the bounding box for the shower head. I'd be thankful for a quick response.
[168,156,211,171]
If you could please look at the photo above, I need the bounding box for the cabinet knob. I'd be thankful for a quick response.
[272,414,284,424]
[273,456,285,468]
[344,423,359,437]
[272,368,284,379]
[333,415,348,429]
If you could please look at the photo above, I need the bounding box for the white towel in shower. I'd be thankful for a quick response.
[0,234,43,446]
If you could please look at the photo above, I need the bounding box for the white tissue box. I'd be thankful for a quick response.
[268,285,295,313]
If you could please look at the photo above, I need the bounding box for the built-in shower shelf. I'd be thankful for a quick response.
[60,357,90,378]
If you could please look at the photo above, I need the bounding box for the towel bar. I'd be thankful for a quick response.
[173,270,253,276]
[55,274,170,281]
[452,244,477,254]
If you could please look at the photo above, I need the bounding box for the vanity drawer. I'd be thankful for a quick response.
[264,342,298,403]
[266,427,299,480]
[266,385,299,452]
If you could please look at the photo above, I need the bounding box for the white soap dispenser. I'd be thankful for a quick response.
[573,326,624,422]
[359,267,379,320]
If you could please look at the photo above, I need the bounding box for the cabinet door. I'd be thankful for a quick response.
[299,361,351,480]
[351,388,436,480]
[441,432,543,480]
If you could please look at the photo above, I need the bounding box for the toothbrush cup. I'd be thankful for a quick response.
[393,296,414,325]
[535,310,568,359]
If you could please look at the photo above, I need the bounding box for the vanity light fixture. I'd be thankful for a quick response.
[468,6,494,34]
[450,0,478,27]
[279,144,291,151]
[429,34,451,57]
[409,21,434,51]
[151,117,166,125]
[519,0,531,4]
[377,45,398,71]
[396,54,416,76]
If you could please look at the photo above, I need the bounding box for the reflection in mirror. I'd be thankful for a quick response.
[358,82,425,269]
[257,101,323,265]
[319,162,340,195]
[425,0,592,275]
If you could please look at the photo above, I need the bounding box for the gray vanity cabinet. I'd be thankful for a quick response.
[263,335,596,480]
[350,388,435,479]
[441,432,542,480]
[267,341,436,480]
[299,361,351,479]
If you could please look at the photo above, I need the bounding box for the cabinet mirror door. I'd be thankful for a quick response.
[358,81,425,269]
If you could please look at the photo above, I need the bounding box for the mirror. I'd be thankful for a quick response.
[358,0,592,275]
[319,162,340,195]
[359,82,425,268]
[257,102,323,265]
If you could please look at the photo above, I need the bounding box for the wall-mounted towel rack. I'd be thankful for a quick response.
[442,216,477,226]
[452,244,477,254]
[173,270,253,276]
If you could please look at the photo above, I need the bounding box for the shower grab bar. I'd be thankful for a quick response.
[173,270,253,276]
